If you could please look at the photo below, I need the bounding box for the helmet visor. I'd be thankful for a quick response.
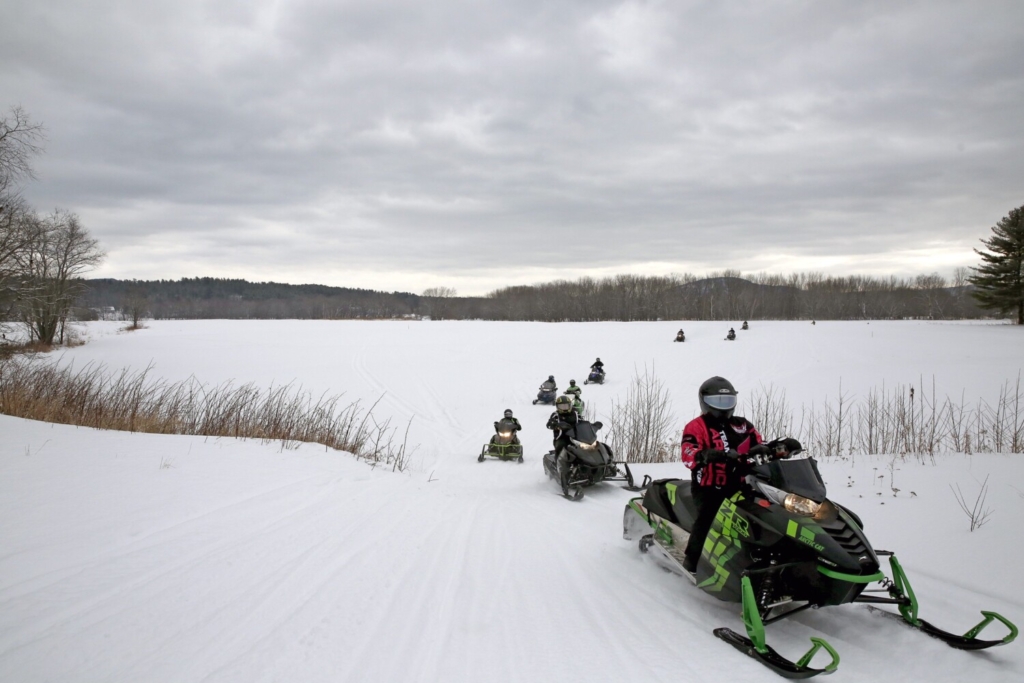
[504,410,513,418]
[704,394,737,410]
[557,402,571,413]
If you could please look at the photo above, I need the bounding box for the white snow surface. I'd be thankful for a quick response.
[2,319,1023,682]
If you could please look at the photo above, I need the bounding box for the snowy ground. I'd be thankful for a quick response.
[1,320,1022,682]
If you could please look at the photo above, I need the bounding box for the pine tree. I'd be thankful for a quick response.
[969,205,1024,324]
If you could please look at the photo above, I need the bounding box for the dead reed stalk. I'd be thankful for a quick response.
[0,357,412,470]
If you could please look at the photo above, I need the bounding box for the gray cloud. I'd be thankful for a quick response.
[2,0,1022,294]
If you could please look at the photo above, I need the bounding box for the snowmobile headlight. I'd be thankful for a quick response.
[498,431,512,438]
[572,438,597,450]
[784,493,821,517]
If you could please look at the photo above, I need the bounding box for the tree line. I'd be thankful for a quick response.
[81,270,988,323]
[1,107,104,345]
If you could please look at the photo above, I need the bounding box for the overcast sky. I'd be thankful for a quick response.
[2,1,1022,295]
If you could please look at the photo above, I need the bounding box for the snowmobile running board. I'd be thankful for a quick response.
[718,576,840,678]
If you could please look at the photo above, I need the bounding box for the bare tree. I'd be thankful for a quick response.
[121,284,149,329]
[15,209,104,344]
[1,108,44,324]
[421,286,457,319]
[0,106,44,198]
[606,366,677,463]
[0,197,35,321]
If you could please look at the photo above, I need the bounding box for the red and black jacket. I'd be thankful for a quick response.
[681,413,763,488]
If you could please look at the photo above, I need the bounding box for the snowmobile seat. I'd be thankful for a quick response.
[642,478,697,529]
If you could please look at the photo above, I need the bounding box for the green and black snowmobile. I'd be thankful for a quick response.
[479,420,524,463]
[622,449,1017,678]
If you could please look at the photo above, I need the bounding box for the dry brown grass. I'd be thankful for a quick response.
[746,375,1024,460]
[0,357,411,470]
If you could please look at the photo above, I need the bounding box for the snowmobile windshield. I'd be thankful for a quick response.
[766,458,826,502]
[703,394,737,410]
[572,422,599,445]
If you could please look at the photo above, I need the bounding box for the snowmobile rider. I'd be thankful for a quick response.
[546,395,579,457]
[675,329,685,342]
[726,328,736,340]
[564,379,582,399]
[540,375,557,393]
[492,409,522,444]
[741,321,749,330]
[590,358,604,373]
[679,376,801,574]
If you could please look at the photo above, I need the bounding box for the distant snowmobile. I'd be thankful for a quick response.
[584,368,605,385]
[741,321,749,330]
[534,376,558,405]
[479,421,524,463]
[674,330,685,342]
[726,328,736,341]
[623,448,1018,678]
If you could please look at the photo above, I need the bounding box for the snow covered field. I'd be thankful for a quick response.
[2,320,1022,682]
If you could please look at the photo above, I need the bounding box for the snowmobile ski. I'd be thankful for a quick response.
[714,576,839,679]
[866,606,1018,650]
[859,553,1018,650]
[714,628,839,679]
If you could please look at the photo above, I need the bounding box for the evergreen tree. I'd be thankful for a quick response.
[970,205,1024,324]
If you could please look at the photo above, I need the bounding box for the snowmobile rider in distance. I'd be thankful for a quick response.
[492,409,522,445]
[741,321,749,330]
[590,358,604,373]
[546,395,579,458]
[564,380,585,412]
[679,376,802,574]
[564,379,582,399]
[540,375,557,393]
[675,329,685,342]
[726,328,736,341]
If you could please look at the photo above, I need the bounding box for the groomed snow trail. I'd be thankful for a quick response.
[2,320,1022,682]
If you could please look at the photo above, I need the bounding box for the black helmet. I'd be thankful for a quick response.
[698,376,738,420]
[569,379,576,386]
[503,409,513,418]
[595,357,601,362]
[548,375,554,381]
[555,395,573,413]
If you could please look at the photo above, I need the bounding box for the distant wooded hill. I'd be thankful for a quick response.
[79,273,985,322]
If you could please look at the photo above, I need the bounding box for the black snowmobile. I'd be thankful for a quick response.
[675,330,685,342]
[584,369,605,385]
[479,421,524,463]
[542,420,638,500]
[622,449,1018,678]
[726,328,737,340]
[534,380,558,405]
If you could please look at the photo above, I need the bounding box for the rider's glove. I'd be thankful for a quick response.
[747,444,772,458]
[767,438,803,458]
[697,449,728,465]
